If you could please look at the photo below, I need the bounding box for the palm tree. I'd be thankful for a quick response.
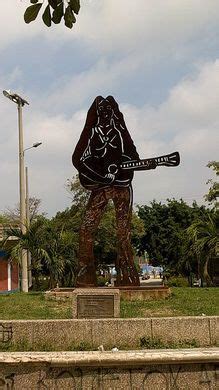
[3,220,78,290]
[187,213,218,286]
[41,229,66,289]
[3,220,47,289]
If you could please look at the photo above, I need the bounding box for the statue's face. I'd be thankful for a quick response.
[98,100,113,123]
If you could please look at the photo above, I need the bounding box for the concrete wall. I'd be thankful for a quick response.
[0,259,19,293]
[11,263,19,291]
[0,223,19,293]
[0,316,218,350]
[0,260,8,291]
[0,349,218,389]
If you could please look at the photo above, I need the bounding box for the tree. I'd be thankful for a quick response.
[204,161,219,208]
[3,218,77,289]
[187,213,218,286]
[66,175,90,208]
[2,220,47,288]
[137,199,211,276]
[24,0,80,29]
[52,176,88,240]
[53,175,145,267]
[40,226,74,288]
[3,197,45,223]
[0,214,10,224]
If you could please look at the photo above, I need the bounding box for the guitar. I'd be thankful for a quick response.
[79,151,180,189]
[117,151,180,172]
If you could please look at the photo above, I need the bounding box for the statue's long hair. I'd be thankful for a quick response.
[83,95,127,132]
[72,95,138,170]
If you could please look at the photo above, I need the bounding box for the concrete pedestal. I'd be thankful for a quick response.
[72,288,120,318]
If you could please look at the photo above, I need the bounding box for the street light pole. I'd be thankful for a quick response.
[25,167,30,230]
[24,142,42,289]
[18,101,28,292]
[25,166,32,288]
[3,90,29,292]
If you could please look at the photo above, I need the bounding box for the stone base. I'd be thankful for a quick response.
[0,349,218,389]
[72,288,120,318]
[45,286,171,302]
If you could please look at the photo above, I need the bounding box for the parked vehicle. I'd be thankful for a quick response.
[193,278,201,287]
[142,273,150,280]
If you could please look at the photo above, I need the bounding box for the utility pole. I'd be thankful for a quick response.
[3,90,42,292]
[18,100,29,292]
[25,166,32,288]
[3,90,29,292]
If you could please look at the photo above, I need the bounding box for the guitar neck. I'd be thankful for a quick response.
[120,151,180,171]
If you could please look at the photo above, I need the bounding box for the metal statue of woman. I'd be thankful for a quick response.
[72,95,141,287]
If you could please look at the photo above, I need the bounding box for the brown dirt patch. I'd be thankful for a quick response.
[140,307,180,317]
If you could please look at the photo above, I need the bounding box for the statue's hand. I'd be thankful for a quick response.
[148,160,157,169]
[104,173,115,183]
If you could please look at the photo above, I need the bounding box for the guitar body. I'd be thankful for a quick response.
[79,155,134,190]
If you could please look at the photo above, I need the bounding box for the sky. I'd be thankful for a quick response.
[0,0,218,217]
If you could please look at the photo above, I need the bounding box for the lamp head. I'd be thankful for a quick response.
[33,142,42,148]
[3,90,29,106]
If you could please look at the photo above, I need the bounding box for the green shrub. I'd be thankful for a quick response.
[167,276,189,287]
[97,275,110,286]
[32,277,50,291]
[140,337,165,349]
[139,336,199,349]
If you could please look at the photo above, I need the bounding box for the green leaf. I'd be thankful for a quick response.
[52,2,64,24]
[24,3,43,24]
[42,4,52,27]
[48,0,60,9]
[64,5,76,29]
[69,0,80,15]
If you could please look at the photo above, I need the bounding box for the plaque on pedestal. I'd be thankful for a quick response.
[72,288,120,318]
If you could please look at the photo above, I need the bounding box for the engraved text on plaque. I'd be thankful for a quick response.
[77,295,114,318]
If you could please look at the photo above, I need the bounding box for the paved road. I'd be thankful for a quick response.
[110,276,164,287]
[140,276,163,287]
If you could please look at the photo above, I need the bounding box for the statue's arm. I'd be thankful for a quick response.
[72,128,114,184]
[72,127,91,170]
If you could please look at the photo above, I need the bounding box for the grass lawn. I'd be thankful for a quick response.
[121,287,219,318]
[0,287,218,320]
[0,292,72,320]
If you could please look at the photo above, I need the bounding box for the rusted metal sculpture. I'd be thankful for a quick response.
[72,96,180,287]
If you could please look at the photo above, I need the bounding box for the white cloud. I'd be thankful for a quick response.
[122,59,219,140]
[0,1,41,51]
[60,58,212,209]
[166,61,219,125]
[122,60,219,205]
[1,59,217,215]
[1,0,219,59]
[0,2,218,215]
[77,0,219,55]
[41,56,141,114]
[21,61,219,212]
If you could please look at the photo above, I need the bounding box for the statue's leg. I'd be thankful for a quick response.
[113,186,140,286]
[76,189,108,287]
